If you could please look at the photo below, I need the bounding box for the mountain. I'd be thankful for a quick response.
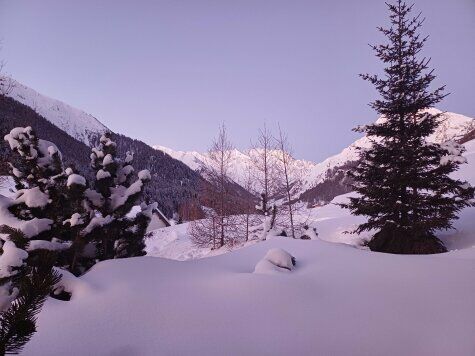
[155,109,475,205]
[154,145,316,194]
[1,78,108,146]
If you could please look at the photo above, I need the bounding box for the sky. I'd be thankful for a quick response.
[0,0,474,162]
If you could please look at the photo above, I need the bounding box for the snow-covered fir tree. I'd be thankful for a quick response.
[343,1,475,254]
[3,127,77,262]
[86,132,153,260]
[1,126,95,275]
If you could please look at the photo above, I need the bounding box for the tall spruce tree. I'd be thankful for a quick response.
[343,0,474,254]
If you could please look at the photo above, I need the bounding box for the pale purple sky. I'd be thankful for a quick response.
[0,0,474,161]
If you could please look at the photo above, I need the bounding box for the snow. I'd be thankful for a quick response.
[0,240,28,278]
[67,174,86,187]
[84,188,104,208]
[137,169,151,181]
[1,77,108,145]
[21,235,475,356]
[52,267,92,298]
[262,248,295,270]
[64,167,74,176]
[0,195,53,237]
[14,187,50,209]
[82,215,113,235]
[27,239,71,252]
[125,152,134,163]
[4,127,29,150]
[440,141,467,166]
[254,248,295,274]
[145,223,259,260]
[110,180,143,210]
[96,169,111,180]
[154,144,315,194]
[117,165,134,183]
[102,154,113,166]
[63,213,84,227]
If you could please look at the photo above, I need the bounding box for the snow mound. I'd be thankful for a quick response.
[254,247,296,274]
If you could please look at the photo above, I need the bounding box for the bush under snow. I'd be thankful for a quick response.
[254,247,296,274]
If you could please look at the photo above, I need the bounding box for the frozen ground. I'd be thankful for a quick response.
[22,235,475,356]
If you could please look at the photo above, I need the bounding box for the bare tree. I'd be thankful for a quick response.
[275,125,306,238]
[239,162,260,242]
[189,124,240,248]
[250,124,280,237]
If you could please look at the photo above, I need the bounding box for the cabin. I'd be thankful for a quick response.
[147,207,171,232]
[127,205,171,232]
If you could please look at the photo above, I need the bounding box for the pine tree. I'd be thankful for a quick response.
[86,132,152,260]
[3,127,91,273]
[343,1,474,254]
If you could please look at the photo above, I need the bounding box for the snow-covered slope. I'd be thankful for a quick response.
[23,231,475,355]
[1,78,108,145]
[156,109,475,196]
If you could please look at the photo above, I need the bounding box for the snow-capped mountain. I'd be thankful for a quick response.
[0,77,108,145]
[155,109,475,200]
[154,145,317,193]
[303,109,475,185]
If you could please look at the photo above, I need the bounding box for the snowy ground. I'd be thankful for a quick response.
[145,223,259,261]
[23,236,475,356]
